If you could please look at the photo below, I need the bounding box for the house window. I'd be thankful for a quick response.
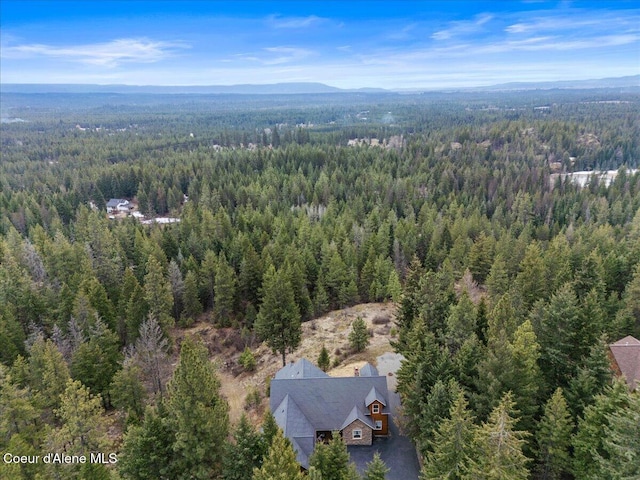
[372,403,380,414]
[375,420,383,430]
[352,429,362,440]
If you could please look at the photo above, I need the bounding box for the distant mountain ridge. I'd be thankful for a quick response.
[2,75,638,94]
[472,75,640,91]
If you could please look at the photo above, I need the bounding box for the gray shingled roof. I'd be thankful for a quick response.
[270,374,389,433]
[610,335,640,390]
[359,363,379,377]
[365,386,387,407]
[273,394,315,438]
[106,198,127,207]
[275,358,329,380]
[291,437,315,468]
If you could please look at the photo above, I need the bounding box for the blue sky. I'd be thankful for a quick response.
[1,1,638,88]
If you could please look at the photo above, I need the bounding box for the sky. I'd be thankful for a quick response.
[1,0,639,89]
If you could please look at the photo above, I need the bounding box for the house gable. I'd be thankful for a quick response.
[343,418,373,446]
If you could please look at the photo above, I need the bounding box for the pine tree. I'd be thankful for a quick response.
[359,246,377,302]
[0,370,40,447]
[238,244,264,314]
[214,252,236,326]
[166,337,229,479]
[565,337,613,419]
[535,388,573,480]
[223,414,267,480]
[255,265,301,366]
[508,320,542,434]
[474,297,488,345]
[421,390,475,480]
[532,283,583,390]
[418,379,459,457]
[323,247,351,309]
[308,466,323,480]
[515,242,547,309]
[387,269,402,303]
[364,452,389,480]
[261,410,279,449]
[252,428,304,480]
[486,254,509,301]
[394,255,424,352]
[118,267,146,345]
[614,262,640,337]
[349,316,369,352]
[309,432,351,480]
[45,378,111,480]
[128,315,171,399]
[285,257,313,321]
[597,390,640,479]
[48,379,108,455]
[318,344,331,372]
[110,363,146,424]
[70,318,121,407]
[181,270,202,326]
[125,278,148,345]
[468,392,529,480]
[445,290,476,353]
[572,378,631,480]
[200,249,218,310]
[144,255,174,334]
[118,404,177,480]
[168,259,185,323]
[468,231,494,284]
[24,336,70,414]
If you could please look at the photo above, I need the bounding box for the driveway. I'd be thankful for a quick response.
[347,352,421,479]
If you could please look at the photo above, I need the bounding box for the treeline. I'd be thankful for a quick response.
[1,93,639,479]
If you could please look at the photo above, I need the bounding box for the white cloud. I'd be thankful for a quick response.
[432,13,493,40]
[1,38,188,67]
[505,11,640,35]
[266,15,326,29]
[235,46,314,65]
[472,34,639,54]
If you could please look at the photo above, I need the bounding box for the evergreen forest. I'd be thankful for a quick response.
[1,88,639,479]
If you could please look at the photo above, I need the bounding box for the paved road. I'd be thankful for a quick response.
[347,352,421,479]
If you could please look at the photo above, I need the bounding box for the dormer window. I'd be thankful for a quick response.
[372,403,380,414]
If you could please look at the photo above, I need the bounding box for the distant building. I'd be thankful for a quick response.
[609,335,640,391]
[106,198,131,214]
[270,358,390,469]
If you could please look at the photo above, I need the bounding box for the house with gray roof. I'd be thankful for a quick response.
[609,335,640,390]
[106,198,131,213]
[270,358,390,469]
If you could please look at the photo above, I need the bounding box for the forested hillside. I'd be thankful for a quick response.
[1,90,639,479]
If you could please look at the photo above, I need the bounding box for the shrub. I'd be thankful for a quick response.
[244,387,262,411]
[239,347,257,371]
[372,314,390,325]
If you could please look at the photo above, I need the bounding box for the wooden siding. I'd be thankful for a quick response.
[369,401,389,436]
